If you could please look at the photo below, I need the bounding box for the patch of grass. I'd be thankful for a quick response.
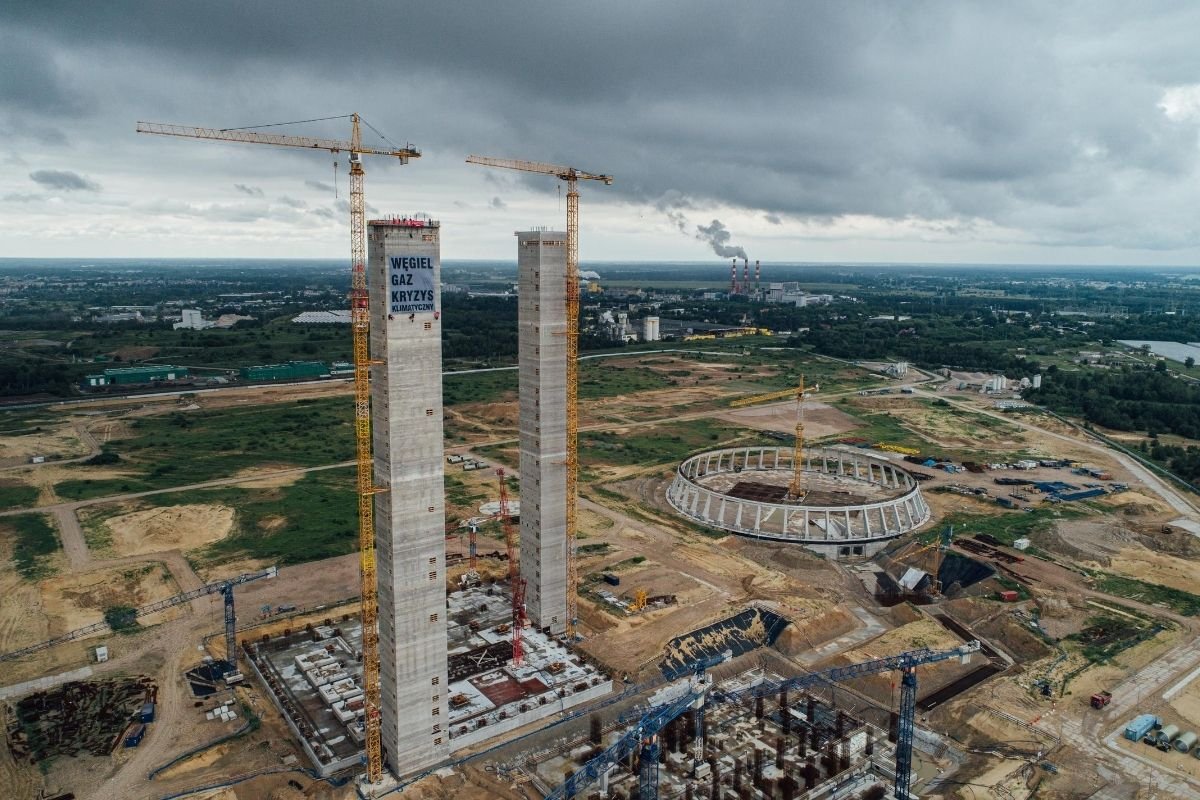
[0,479,39,509]
[579,363,672,398]
[581,419,761,466]
[56,477,153,501]
[3,513,61,579]
[577,542,613,556]
[104,605,140,633]
[443,369,517,406]
[147,467,357,566]
[939,507,1079,548]
[56,397,355,497]
[1067,612,1163,664]
[609,556,647,571]
[1092,574,1200,616]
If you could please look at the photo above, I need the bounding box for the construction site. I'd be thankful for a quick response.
[4,115,1200,800]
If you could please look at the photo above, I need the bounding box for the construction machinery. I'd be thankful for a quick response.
[547,640,982,800]
[0,567,277,668]
[466,155,613,641]
[630,588,649,612]
[138,116,418,783]
[497,468,526,666]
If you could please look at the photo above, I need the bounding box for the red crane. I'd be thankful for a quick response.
[497,469,526,665]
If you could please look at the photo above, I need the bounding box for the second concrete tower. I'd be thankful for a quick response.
[517,229,568,634]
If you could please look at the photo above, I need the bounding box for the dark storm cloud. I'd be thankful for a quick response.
[277,195,306,209]
[305,180,335,193]
[488,196,507,210]
[29,169,100,192]
[233,183,263,197]
[4,1,1200,250]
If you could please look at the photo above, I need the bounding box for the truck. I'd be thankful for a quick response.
[1090,690,1112,709]
[124,724,147,748]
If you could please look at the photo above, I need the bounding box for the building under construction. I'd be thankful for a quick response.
[368,217,451,774]
[518,228,570,634]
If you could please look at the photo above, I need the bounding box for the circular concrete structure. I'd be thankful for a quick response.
[666,445,930,558]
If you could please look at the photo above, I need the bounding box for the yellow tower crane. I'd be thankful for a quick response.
[137,116,418,784]
[465,155,613,640]
[788,376,807,500]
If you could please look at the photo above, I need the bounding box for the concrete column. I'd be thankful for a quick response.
[517,229,568,634]
[369,218,450,775]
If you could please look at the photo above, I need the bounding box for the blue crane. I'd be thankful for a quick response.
[547,640,981,800]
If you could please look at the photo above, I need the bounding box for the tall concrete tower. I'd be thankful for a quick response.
[517,229,568,635]
[368,217,449,774]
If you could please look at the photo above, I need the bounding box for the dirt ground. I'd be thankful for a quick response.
[0,419,91,468]
[94,503,236,557]
[39,562,182,635]
[0,533,63,655]
[1046,519,1200,594]
[715,399,861,439]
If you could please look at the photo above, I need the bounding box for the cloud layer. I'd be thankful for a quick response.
[2,2,1200,262]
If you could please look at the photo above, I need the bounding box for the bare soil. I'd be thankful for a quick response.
[100,503,235,557]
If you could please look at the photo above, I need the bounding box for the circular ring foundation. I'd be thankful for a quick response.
[666,445,930,558]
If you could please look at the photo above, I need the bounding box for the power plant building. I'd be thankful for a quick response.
[642,315,660,342]
[368,218,450,773]
[517,229,569,634]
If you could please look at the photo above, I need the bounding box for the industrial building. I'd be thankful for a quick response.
[517,228,569,635]
[81,364,189,388]
[239,361,329,381]
[173,308,215,330]
[368,217,450,773]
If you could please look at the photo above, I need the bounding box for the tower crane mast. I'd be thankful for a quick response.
[137,116,418,784]
[466,155,612,641]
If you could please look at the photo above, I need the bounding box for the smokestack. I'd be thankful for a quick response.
[755,260,761,293]
[742,259,749,295]
[731,258,737,294]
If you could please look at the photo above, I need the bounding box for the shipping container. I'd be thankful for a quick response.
[139,702,155,723]
[998,590,1019,602]
[602,573,621,586]
[124,724,146,748]
[1125,714,1160,742]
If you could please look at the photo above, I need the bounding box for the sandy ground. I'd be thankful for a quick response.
[98,503,236,557]
[228,465,305,489]
[1050,519,1200,594]
[39,562,182,634]
[715,399,861,439]
[0,534,58,655]
[0,420,90,468]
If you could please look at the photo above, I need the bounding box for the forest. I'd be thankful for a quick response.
[1025,364,1200,439]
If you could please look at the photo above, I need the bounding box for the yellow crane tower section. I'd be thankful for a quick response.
[137,116,418,784]
[788,376,807,500]
[465,155,612,640]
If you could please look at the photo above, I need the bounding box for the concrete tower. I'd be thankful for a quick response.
[368,217,449,774]
[517,229,568,634]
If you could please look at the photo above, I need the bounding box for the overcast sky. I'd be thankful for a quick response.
[3,1,1200,265]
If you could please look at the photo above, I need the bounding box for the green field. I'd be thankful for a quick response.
[0,479,39,509]
[55,398,355,499]
[1,513,61,579]
[581,419,763,467]
[137,467,357,567]
[935,507,1080,547]
[1091,574,1200,617]
[444,369,517,406]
